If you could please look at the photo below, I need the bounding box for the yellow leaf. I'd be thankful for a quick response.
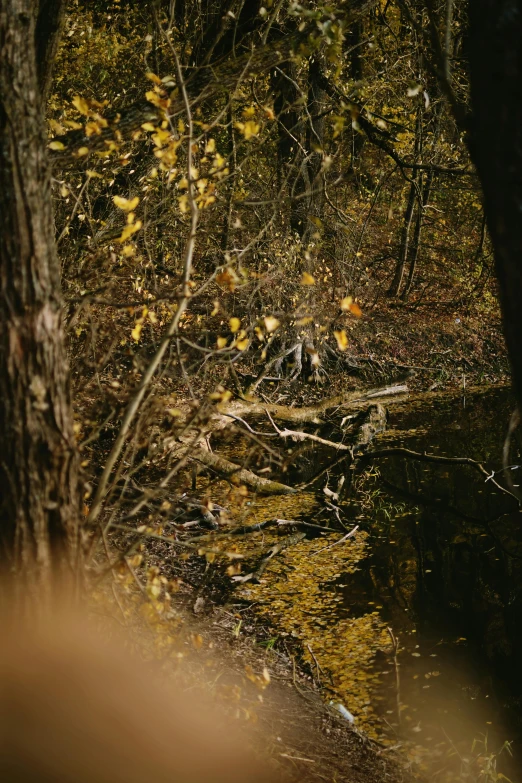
[113,195,140,212]
[145,90,163,107]
[301,272,315,285]
[76,147,89,157]
[242,120,260,140]
[145,72,162,85]
[121,244,135,257]
[211,300,220,316]
[178,194,188,213]
[264,316,280,333]
[152,128,171,148]
[216,267,240,291]
[334,330,348,351]
[205,138,216,153]
[49,119,65,135]
[229,317,241,333]
[141,122,156,131]
[117,220,142,243]
[235,338,250,351]
[85,121,102,137]
[86,169,102,178]
[217,336,228,349]
[131,322,143,341]
[72,95,90,115]
[341,297,362,317]
[48,140,65,151]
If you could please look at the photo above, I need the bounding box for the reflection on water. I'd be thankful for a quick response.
[236,387,522,780]
[331,387,522,780]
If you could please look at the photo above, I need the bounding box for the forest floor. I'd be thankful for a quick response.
[121,547,419,783]
[304,302,508,395]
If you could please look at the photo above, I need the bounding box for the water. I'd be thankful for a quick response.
[233,386,522,779]
[324,387,522,779]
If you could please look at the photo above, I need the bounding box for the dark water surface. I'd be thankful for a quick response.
[343,387,522,779]
[292,387,522,780]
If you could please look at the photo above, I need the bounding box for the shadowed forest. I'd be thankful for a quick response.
[2,1,522,781]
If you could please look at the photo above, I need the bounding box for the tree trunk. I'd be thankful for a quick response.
[467,1,522,407]
[401,168,434,300]
[0,0,80,587]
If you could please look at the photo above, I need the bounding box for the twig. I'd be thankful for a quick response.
[387,627,401,728]
[232,532,306,583]
[306,643,325,684]
[266,409,352,451]
[359,446,519,503]
[311,525,359,556]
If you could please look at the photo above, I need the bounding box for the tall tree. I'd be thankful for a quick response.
[467,1,522,408]
[0,0,80,587]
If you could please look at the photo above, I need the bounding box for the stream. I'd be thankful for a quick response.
[239,386,522,781]
[330,386,522,780]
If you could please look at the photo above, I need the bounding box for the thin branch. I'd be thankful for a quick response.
[359,446,519,503]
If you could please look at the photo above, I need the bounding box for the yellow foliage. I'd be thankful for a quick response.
[113,195,139,212]
[72,95,90,115]
[334,330,349,351]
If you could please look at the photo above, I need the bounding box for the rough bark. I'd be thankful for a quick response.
[0,0,80,584]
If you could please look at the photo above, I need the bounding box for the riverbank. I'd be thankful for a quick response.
[107,384,519,783]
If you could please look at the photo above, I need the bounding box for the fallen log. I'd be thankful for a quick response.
[192,448,295,495]
[224,384,408,424]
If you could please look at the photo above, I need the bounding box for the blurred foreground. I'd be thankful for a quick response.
[0,606,274,783]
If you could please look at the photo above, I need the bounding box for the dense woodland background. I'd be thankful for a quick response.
[1,0,522,596]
